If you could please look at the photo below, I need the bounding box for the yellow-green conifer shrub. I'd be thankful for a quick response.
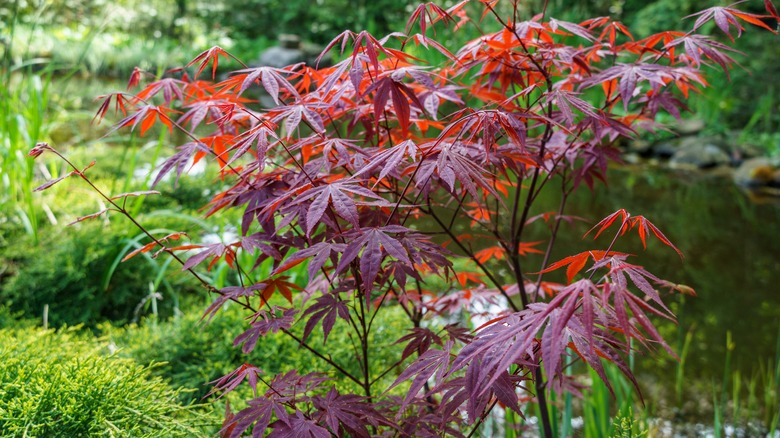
[0,327,211,437]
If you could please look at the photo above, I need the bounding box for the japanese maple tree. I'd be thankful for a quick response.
[32,0,779,436]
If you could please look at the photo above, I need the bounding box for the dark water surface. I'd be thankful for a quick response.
[539,165,780,379]
[443,163,780,383]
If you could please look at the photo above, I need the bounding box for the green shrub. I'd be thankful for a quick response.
[0,305,34,329]
[0,217,201,327]
[102,302,409,403]
[0,136,241,327]
[0,326,211,437]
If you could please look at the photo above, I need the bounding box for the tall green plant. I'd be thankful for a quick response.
[0,69,52,242]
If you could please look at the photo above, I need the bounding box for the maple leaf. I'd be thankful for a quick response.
[291,180,388,235]
[429,287,498,315]
[151,141,211,187]
[545,89,601,125]
[585,209,683,258]
[450,310,544,392]
[664,35,740,76]
[538,250,627,283]
[270,102,328,135]
[202,283,267,322]
[110,104,177,137]
[301,293,350,343]
[408,33,458,61]
[582,64,674,111]
[627,215,683,258]
[219,401,236,438]
[601,258,677,358]
[452,271,484,288]
[311,388,388,438]
[474,246,505,264]
[187,46,236,79]
[314,137,369,170]
[443,324,474,344]
[267,410,330,438]
[177,98,240,130]
[425,140,495,199]
[92,93,133,126]
[639,90,690,119]
[224,124,278,168]
[135,77,186,104]
[395,327,443,360]
[417,83,464,120]
[225,397,289,438]
[335,226,415,294]
[406,2,455,35]
[226,65,301,104]
[462,363,523,423]
[686,3,776,38]
[548,18,595,41]
[540,282,595,386]
[208,363,264,399]
[175,242,235,271]
[352,139,419,187]
[767,0,780,20]
[266,370,332,398]
[234,307,298,354]
[126,66,143,90]
[364,75,424,137]
[256,276,304,305]
[386,345,451,413]
[582,17,634,45]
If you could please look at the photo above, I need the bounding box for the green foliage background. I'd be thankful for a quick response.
[101,302,409,403]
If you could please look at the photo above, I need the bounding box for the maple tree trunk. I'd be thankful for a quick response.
[535,366,554,437]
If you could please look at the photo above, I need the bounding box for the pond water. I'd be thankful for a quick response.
[550,165,780,380]
[529,164,780,429]
[495,163,780,427]
[444,163,780,388]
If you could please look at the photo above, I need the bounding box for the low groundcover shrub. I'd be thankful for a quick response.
[0,326,209,437]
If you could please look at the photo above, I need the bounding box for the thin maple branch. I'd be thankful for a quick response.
[587,216,630,282]
[368,284,394,332]
[466,398,499,438]
[356,289,373,400]
[44,146,366,389]
[46,147,216,292]
[426,198,519,312]
[281,328,363,386]
[532,177,573,302]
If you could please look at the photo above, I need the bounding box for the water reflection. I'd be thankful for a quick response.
[540,165,780,378]
[439,163,780,382]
